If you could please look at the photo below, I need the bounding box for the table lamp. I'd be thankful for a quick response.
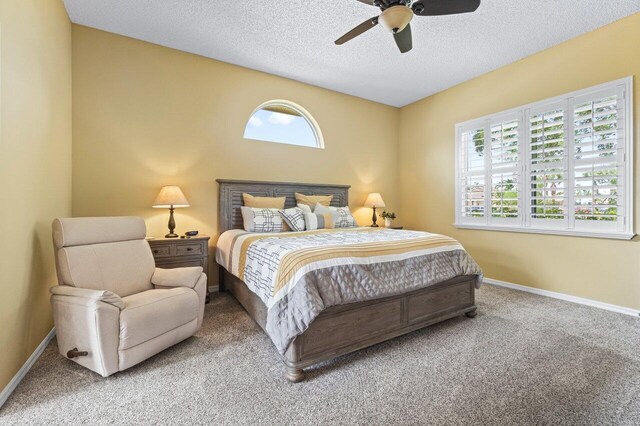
[364,193,385,227]
[153,186,190,238]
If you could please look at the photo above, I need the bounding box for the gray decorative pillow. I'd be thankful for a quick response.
[279,207,306,232]
[240,206,285,233]
[334,207,357,228]
[314,203,357,228]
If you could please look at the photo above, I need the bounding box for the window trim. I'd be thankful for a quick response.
[244,99,325,149]
[454,77,634,240]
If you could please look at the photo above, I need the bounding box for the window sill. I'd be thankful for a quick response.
[453,223,636,240]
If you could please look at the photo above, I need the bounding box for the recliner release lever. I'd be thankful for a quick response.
[67,348,88,358]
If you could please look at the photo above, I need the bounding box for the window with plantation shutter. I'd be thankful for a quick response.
[455,77,634,240]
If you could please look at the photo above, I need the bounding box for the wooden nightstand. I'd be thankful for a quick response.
[148,235,211,302]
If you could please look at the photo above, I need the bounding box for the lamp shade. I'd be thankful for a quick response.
[152,186,190,208]
[364,193,386,208]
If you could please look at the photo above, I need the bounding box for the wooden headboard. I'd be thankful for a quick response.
[216,179,350,233]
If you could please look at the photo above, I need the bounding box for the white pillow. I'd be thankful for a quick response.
[297,203,313,213]
[240,206,285,233]
[314,203,357,228]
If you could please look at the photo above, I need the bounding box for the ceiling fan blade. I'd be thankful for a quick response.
[412,0,481,16]
[393,23,412,53]
[335,16,379,45]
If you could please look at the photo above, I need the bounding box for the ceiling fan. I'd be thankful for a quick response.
[335,0,481,53]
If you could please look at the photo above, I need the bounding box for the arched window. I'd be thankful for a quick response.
[243,100,324,149]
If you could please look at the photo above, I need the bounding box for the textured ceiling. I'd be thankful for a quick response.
[63,1,640,107]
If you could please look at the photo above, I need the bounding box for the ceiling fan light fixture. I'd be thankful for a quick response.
[378,5,413,33]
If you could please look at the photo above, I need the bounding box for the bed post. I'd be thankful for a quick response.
[284,362,305,383]
[218,265,226,292]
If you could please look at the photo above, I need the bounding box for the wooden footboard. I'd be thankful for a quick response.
[221,268,477,382]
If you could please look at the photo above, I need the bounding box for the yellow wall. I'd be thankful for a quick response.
[398,14,640,309]
[71,25,400,284]
[0,1,72,390]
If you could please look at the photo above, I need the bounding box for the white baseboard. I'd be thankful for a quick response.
[483,278,640,317]
[0,328,55,409]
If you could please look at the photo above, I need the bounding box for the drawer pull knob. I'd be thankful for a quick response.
[153,250,159,254]
[187,248,193,251]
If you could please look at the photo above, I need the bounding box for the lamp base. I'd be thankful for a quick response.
[165,207,179,238]
[370,206,380,227]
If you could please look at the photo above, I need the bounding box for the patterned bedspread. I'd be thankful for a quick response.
[216,227,483,354]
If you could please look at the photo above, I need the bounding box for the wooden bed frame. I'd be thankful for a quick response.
[216,179,477,382]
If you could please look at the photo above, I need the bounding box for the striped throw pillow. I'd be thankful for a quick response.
[303,212,335,230]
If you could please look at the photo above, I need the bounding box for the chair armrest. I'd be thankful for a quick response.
[50,286,124,310]
[152,267,203,289]
[50,290,120,377]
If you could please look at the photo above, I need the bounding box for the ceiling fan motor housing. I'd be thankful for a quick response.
[378,5,413,34]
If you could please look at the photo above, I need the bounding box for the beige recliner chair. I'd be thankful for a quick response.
[50,216,207,377]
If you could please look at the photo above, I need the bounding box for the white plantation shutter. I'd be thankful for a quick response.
[458,126,486,222]
[572,87,626,233]
[455,77,633,239]
[456,115,522,226]
[526,104,568,227]
[489,116,521,224]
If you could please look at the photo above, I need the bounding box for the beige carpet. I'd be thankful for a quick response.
[1,285,640,425]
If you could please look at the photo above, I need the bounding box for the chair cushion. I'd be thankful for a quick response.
[53,217,146,249]
[119,288,198,350]
[58,239,155,297]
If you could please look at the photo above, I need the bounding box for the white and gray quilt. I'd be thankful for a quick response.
[216,228,483,354]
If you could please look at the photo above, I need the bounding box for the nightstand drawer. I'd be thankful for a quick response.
[155,258,206,270]
[176,243,203,257]
[150,245,171,258]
